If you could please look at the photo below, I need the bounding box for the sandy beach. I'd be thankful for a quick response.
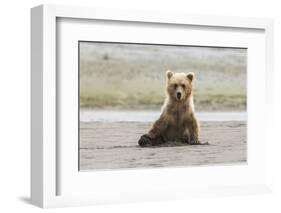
[79,114,247,170]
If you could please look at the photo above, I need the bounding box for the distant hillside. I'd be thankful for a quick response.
[79,42,247,111]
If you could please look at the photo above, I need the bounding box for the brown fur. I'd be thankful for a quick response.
[138,70,200,146]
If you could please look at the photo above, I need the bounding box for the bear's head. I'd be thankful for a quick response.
[166,70,194,102]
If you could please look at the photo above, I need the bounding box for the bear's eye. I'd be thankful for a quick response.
[181,84,185,89]
[174,84,177,89]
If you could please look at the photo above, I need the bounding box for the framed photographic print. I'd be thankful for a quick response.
[31,4,274,208]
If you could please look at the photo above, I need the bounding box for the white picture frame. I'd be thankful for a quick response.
[31,4,274,208]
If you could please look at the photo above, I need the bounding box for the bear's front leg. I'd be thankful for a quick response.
[189,116,200,144]
[180,130,191,144]
[138,116,167,147]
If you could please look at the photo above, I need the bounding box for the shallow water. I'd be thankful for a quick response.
[80,110,247,122]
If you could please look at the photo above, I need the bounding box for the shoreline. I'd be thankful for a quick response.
[80,110,247,122]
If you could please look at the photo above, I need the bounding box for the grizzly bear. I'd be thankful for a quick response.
[138,70,200,147]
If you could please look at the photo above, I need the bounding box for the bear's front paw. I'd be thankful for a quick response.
[190,138,200,145]
[138,134,153,147]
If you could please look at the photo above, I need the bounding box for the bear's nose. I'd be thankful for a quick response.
[177,92,181,100]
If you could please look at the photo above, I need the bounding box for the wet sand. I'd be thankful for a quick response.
[79,121,247,171]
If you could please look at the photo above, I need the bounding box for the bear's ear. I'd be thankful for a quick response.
[187,72,194,82]
[166,70,174,79]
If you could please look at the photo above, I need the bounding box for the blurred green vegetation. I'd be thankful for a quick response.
[79,42,247,111]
